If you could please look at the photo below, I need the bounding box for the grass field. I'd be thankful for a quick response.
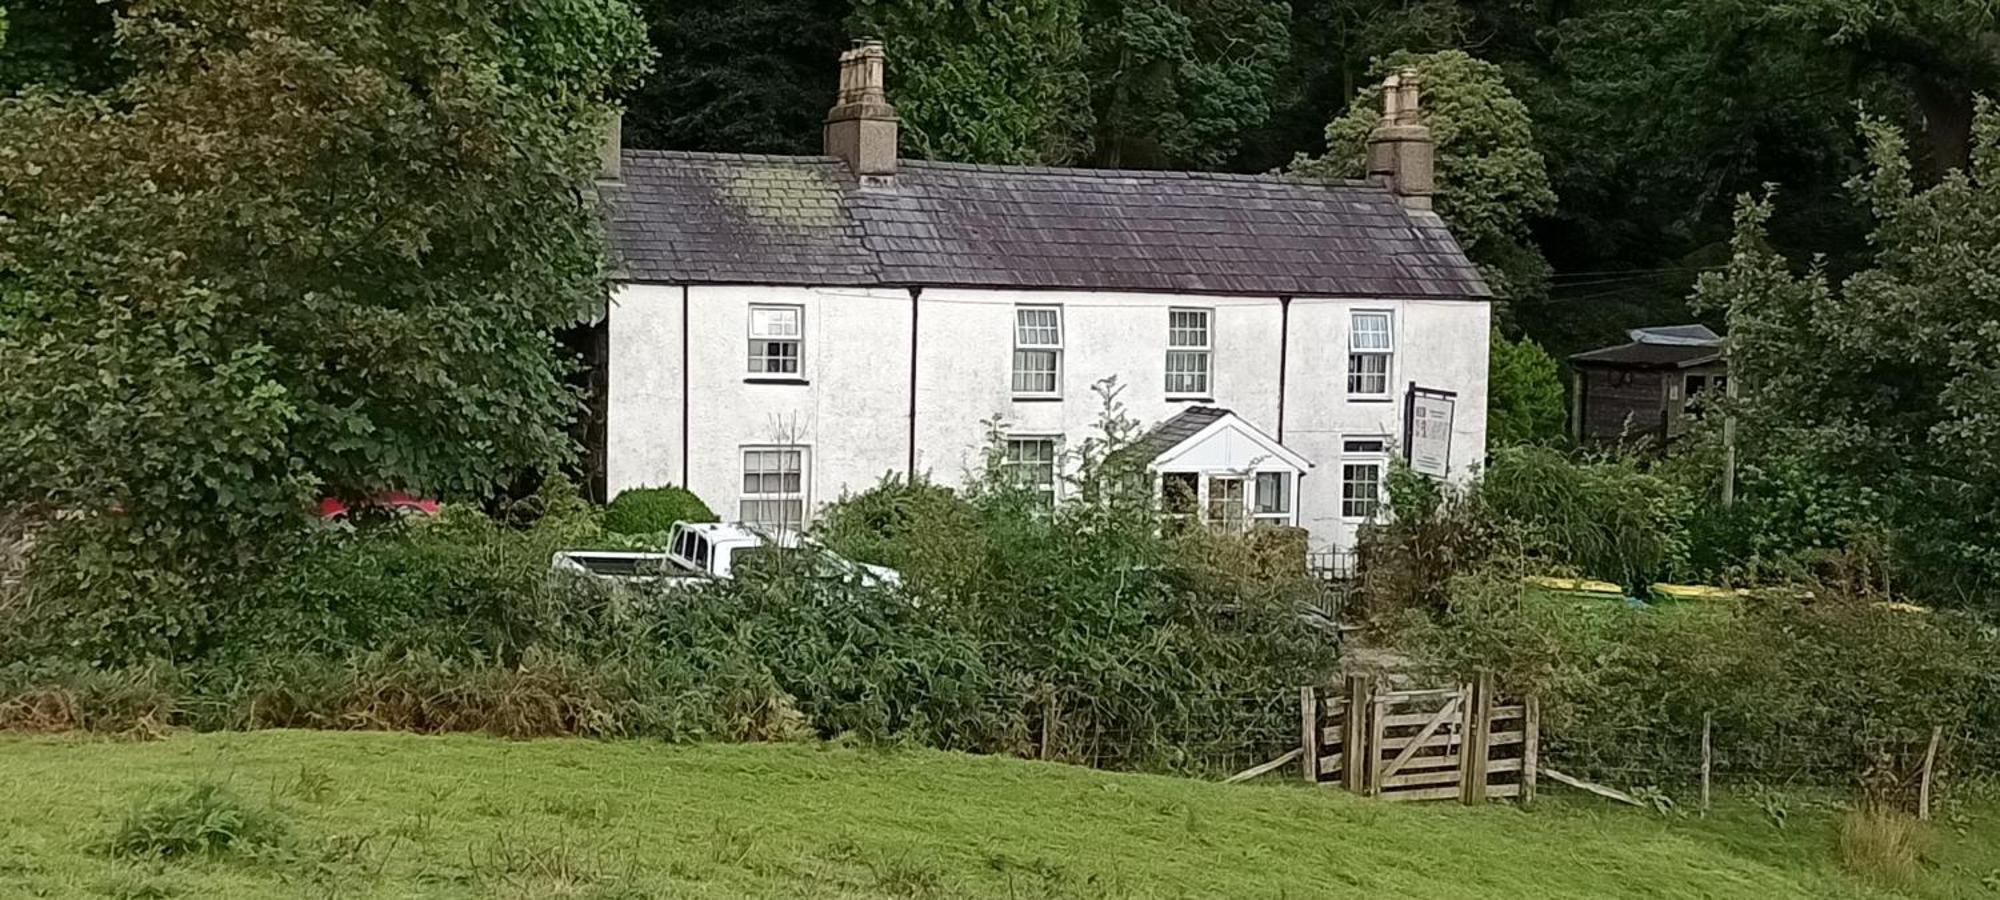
[1,732,1995,898]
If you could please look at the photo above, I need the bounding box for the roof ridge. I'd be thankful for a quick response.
[621,148,842,165]
[897,157,1381,189]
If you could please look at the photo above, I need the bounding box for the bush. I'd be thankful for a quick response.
[1477,445,1692,588]
[103,782,287,860]
[603,486,717,536]
[1838,807,1932,885]
[1390,572,2000,788]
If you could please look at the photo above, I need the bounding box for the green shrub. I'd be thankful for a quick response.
[1392,573,2000,787]
[1477,445,1692,587]
[103,782,286,860]
[603,486,716,535]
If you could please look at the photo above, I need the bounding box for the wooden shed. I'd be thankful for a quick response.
[1569,325,1727,445]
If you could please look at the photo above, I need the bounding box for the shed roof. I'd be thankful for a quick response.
[1569,342,1724,369]
[603,151,1490,299]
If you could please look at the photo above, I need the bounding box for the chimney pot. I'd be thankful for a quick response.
[825,39,899,181]
[1366,68,1434,211]
[599,109,622,183]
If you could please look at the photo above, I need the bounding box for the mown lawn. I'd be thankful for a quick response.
[0,731,1994,898]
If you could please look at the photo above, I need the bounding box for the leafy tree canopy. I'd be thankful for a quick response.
[0,0,649,547]
[623,0,850,154]
[850,0,1092,165]
[1694,100,2000,604]
[1294,50,1556,307]
[1486,330,1567,447]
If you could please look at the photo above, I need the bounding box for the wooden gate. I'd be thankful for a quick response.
[1299,672,1538,803]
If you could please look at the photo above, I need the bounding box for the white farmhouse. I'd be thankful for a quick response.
[595,42,1490,555]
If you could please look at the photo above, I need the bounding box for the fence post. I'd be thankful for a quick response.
[1700,713,1713,815]
[1522,695,1540,806]
[1300,686,1321,783]
[1461,671,1493,804]
[1919,725,1942,822]
[1367,683,1389,797]
[1343,674,1370,793]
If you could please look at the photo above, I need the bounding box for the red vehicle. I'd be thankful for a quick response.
[315,492,440,520]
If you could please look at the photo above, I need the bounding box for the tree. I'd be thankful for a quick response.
[1294,50,1556,309]
[0,0,124,92]
[1693,102,2000,605]
[623,0,852,155]
[849,0,1092,164]
[1486,330,1567,446]
[0,0,649,656]
[1080,0,1290,169]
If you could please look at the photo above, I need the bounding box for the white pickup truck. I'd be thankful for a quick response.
[552,521,899,586]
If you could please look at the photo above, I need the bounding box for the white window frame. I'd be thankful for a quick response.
[1347,310,1394,400]
[748,305,804,376]
[1165,307,1213,398]
[1012,305,1064,398]
[1002,435,1060,505]
[740,445,808,528]
[1206,475,1248,530]
[1253,471,1292,526]
[1340,437,1388,520]
[1160,471,1200,523]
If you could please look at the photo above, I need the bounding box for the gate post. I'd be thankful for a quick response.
[1461,671,1493,804]
[1343,674,1370,793]
[1300,686,1321,783]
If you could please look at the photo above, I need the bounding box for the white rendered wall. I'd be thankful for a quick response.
[910,289,1285,484]
[1282,297,1491,550]
[606,283,1489,550]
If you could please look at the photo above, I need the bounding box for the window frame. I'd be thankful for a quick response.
[1346,310,1394,400]
[739,445,808,529]
[1340,437,1388,520]
[1206,475,1248,530]
[1011,305,1064,398]
[1164,307,1213,398]
[1001,435,1060,506]
[1252,471,1292,526]
[747,304,805,376]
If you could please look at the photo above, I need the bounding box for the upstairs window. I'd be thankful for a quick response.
[1347,311,1393,398]
[1003,437,1059,505]
[1012,306,1063,397]
[1340,438,1387,519]
[1165,308,1212,396]
[749,305,803,375]
[741,447,806,528]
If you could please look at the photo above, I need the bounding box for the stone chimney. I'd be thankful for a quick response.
[1366,69,1434,211]
[599,109,622,183]
[824,40,898,181]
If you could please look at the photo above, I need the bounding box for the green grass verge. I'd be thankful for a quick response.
[0,731,1994,898]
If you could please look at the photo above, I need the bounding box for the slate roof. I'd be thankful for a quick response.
[1569,342,1724,369]
[1120,406,1233,464]
[603,151,1490,299]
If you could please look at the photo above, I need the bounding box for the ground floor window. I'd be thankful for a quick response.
[1253,472,1292,525]
[1162,472,1199,523]
[1206,476,1247,529]
[1003,437,1059,505]
[1341,437,1387,519]
[741,446,806,528]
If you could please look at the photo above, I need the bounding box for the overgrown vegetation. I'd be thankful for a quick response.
[102,782,287,861]
[603,486,719,535]
[1,392,1330,775]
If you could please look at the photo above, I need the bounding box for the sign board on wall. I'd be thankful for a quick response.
[1403,384,1457,478]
